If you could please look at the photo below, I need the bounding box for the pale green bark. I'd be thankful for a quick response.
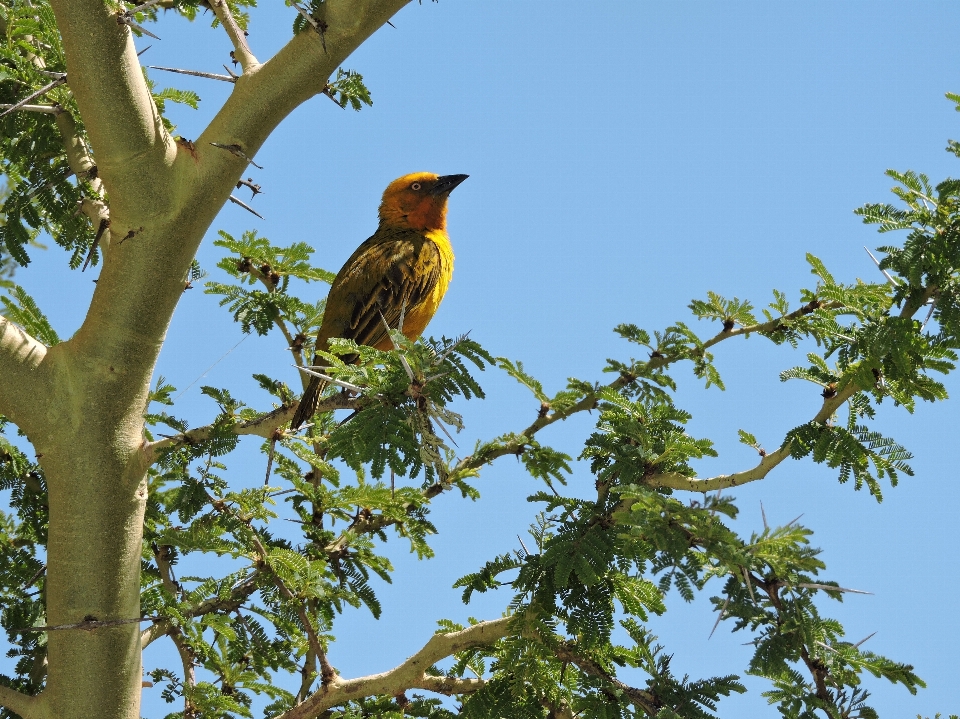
[0,1,411,717]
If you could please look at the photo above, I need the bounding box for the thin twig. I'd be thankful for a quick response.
[0,103,62,114]
[209,0,258,70]
[124,0,166,15]
[0,76,67,118]
[19,565,45,592]
[289,0,325,51]
[289,0,318,29]
[249,534,336,682]
[17,616,155,633]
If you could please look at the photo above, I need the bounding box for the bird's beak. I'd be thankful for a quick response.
[431,174,469,195]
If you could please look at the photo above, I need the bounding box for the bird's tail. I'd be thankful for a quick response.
[290,375,328,430]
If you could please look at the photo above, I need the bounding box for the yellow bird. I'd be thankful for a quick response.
[290,172,468,430]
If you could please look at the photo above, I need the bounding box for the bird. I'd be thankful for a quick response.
[289,172,469,430]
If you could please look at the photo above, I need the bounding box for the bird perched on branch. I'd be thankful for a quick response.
[290,172,469,430]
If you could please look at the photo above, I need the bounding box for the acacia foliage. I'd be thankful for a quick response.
[5,155,960,716]
[0,1,958,717]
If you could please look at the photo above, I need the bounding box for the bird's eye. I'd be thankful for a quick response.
[410,182,422,191]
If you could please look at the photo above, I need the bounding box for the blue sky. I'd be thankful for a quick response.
[14,1,960,716]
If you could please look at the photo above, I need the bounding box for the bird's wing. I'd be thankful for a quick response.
[317,229,443,355]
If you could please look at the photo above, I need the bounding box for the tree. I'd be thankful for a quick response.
[0,2,957,719]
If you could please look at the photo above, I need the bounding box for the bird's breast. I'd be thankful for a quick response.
[402,230,454,340]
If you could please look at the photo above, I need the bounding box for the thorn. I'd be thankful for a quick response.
[784,513,804,528]
[336,409,359,427]
[435,331,471,364]
[117,15,161,40]
[853,631,877,648]
[294,366,363,393]
[223,64,239,79]
[264,436,277,486]
[210,142,263,168]
[760,501,768,531]
[517,534,529,555]
[137,44,152,56]
[708,596,730,639]
[290,0,326,51]
[863,246,899,286]
[742,567,756,604]
[377,308,415,381]
[797,582,872,595]
[0,76,68,118]
[149,65,235,83]
[386,19,396,27]
[117,226,143,245]
[398,353,415,383]
[228,195,264,219]
[321,86,345,109]
[430,413,459,448]
[82,218,110,272]
[921,296,937,331]
[236,177,263,197]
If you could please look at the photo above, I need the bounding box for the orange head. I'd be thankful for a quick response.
[378,172,469,232]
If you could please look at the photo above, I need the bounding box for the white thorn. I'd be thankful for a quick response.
[797,582,872,595]
[863,246,899,286]
[294,366,363,392]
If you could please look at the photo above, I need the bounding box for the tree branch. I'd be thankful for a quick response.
[141,574,259,649]
[0,103,63,114]
[0,317,50,432]
[209,0,259,72]
[47,0,175,216]
[187,0,411,213]
[413,674,485,695]
[55,112,112,266]
[0,686,47,719]
[644,383,856,493]
[553,640,659,716]
[61,0,406,444]
[248,534,337,684]
[144,393,358,465]
[272,617,512,719]
[433,299,853,498]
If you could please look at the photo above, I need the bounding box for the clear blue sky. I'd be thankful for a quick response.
[16,1,960,716]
